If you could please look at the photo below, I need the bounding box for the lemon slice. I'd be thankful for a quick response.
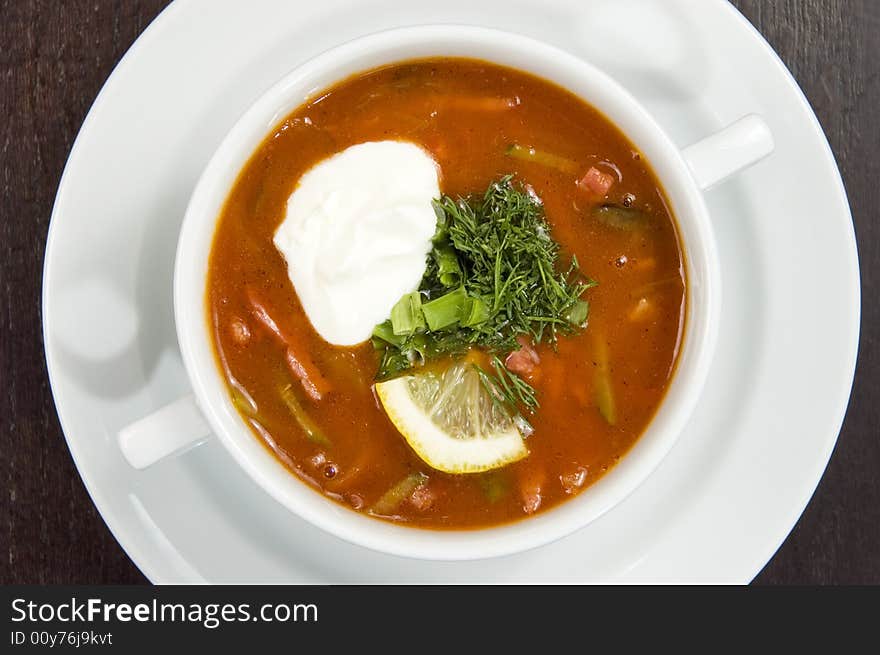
[375,361,528,474]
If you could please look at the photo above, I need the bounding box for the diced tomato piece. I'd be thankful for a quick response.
[504,349,533,375]
[578,166,615,198]
[505,335,540,377]
[519,335,540,363]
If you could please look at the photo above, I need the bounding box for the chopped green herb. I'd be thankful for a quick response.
[428,176,596,348]
[372,176,597,421]
[476,356,539,414]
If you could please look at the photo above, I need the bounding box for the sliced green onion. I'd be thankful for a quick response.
[461,295,490,327]
[372,320,405,347]
[279,384,331,446]
[369,472,428,515]
[565,300,590,327]
[390,292,426,336]
[505,143,579,174]
[422,286,467,331]
[434,244,462,287]
[430,200,449,242]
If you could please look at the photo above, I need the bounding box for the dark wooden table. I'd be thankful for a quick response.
[1,0,877,584]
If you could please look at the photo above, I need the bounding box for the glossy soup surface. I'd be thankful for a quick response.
[207,59,686,529]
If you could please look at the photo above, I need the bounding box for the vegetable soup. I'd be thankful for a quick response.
[207,58,686,529]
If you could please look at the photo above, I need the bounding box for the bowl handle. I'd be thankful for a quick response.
[682,114,774,190]
[117,394,212,469]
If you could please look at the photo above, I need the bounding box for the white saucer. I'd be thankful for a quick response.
[43,0,859,583]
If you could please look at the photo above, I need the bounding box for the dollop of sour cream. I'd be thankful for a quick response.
[273,141,440,346]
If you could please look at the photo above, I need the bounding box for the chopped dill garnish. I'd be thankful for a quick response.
[373,176,596,421]
[476,356,539,415]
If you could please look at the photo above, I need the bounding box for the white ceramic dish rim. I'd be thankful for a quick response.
[173,24,721,561]
[40,0,860,583]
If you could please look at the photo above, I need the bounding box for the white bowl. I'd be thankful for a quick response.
[120,25,773,560]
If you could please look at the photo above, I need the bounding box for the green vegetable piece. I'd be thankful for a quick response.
[595,373,616,426]
[478,472,510,503]
[390,292,426,336]
[592,204,648,231]
[431,199,449,242]
[434,244,463,287]
[372,320,405,347]
[505,143,579,174]
[369,472,429,516]
[279,384,332,446]
[422,286,467,331]
[565,300,590,327]
[461,295,490,327]
[593,335,616,426]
